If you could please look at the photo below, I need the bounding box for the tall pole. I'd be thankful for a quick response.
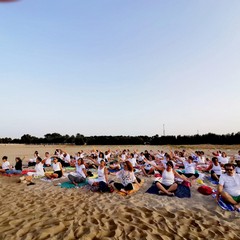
[163,124,165,136]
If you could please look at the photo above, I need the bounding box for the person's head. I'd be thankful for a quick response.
[165,154,171,161]
[34,151,39,155]
[224,163,235,176]
[212,157,218,164]
[45,152,49,157]
[53,157,58,163]
[36,157,42,164]
[188,156,194,163]
[123,161,133,172]
[77,158,84,165]
[2,156,8,161]
[166,161,174,170]
[238,150,240,155]
[222,152,227,157]
[130,153,134,158]
[15,157,22,162]
[100,159,105,167]
[99,152,104,158]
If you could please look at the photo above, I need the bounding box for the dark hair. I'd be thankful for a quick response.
[99,152,104,158]
[224,163,234,169]
[166,161,174,168]
[212,157,218,163]
[188,156,194,161]
[78,158,84,165]
[36,157,42,162]
[2,156,8,160]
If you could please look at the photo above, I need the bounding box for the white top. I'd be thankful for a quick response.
[184,162,196,174]
[211,163,222,176]
[97,157,104,164]
[218,156,229,165]
[2,161,10,170]
[161,170,175,186]
[219,173,240,196]
[44,158,52,165]
[76,164,86,178]
[63,154,71,163]
[235,154,240,161]
[53,162,61,172]
[35,162,45,176]
[116,170,136,186]
[198,156,206,164]
[98,166,106,182]
[129,158,137,167]
[144,161,156,170]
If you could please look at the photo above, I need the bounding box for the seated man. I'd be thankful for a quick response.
[217,163,240,210]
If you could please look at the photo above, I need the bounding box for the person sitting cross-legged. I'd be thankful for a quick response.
[216,163,240,210]
[68,158,87,188]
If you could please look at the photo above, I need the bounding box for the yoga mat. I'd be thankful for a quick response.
[212,190,240,212]
[61,181,88,189]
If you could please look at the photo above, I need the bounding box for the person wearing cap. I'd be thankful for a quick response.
[217,163,240,210]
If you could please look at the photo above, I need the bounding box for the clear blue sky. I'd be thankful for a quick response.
[0,0,240,138]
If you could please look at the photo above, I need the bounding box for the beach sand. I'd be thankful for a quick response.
[0,144,240,240]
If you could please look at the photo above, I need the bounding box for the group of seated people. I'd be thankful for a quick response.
[1,148,240,208]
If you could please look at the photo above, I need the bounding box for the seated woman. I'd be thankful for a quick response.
[204,157,222,182]
[112,161,140,194]
[42,152,52,167]
[141,155,156,176]
[178,156,199,180]
[45,158,63,179]
[27,157,45,178]
[0,156,10,173]
[68,158,87,187]
[109,160,121,171]
[154,161,190,196]
[87,158,111,192]
[6,157,22,174]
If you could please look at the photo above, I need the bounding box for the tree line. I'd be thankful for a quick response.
[0,132,240,145]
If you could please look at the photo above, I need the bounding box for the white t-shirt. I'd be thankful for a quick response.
[45,158,52,165]
[129,158,137,167]
[144,161,156,170]
[35,162,45,176]
[218,156,229,165]
[63,154,71,163]
[76,164,86,178]
[219,173,240,196]
[184,162,196,174]
[2,161,10,170]
[116,170,136,186]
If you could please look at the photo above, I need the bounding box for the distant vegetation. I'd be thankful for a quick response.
[0,132,240,145]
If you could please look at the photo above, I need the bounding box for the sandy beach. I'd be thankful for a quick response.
[0,144,240,240]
